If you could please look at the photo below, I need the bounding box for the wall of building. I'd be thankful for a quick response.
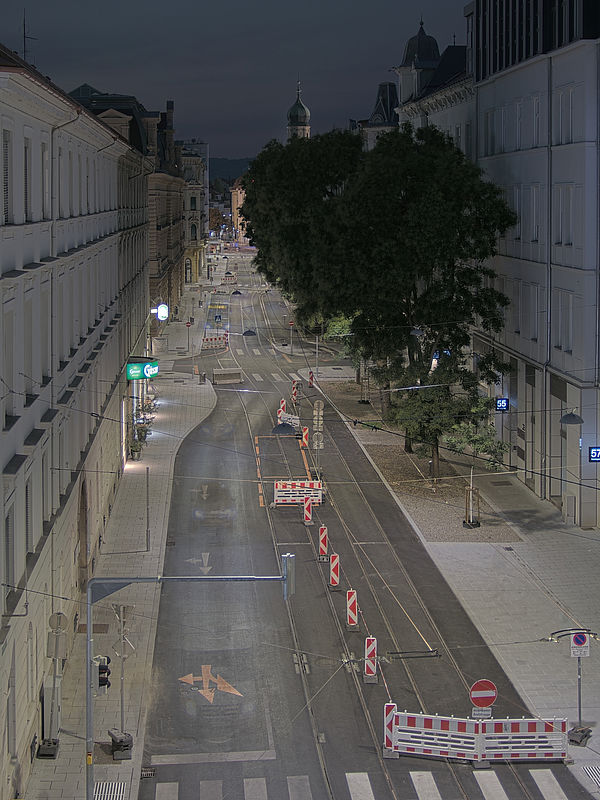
[0,62,148,796]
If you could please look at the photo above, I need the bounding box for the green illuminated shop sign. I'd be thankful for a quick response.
[126,360,159,380]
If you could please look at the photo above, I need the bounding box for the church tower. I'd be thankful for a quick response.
[287,81,310,140]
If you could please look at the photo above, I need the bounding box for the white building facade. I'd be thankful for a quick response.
[0,46,149,795]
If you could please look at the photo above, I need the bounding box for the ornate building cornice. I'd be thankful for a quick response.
[400,78,475,119]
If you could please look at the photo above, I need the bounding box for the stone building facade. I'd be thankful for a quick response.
[179,139,209,284]
[0,45,149,796]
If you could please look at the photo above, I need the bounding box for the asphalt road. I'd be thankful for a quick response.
[139,260,593,800]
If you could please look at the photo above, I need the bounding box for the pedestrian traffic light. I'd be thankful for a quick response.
[93,655,111,694]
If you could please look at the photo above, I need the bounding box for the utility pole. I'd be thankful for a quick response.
[23,10,37,63]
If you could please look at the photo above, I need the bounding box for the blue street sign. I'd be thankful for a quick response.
[215,314,222,322]
[589,447,600,462]
[496,398,509,411]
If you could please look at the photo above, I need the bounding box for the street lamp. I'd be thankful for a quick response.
[559,409,584,425]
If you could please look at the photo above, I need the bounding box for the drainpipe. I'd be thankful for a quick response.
[541,55,553,501]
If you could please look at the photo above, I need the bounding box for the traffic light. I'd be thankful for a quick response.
[93,655,111,694]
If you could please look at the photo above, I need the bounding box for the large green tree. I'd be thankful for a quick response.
[241,124,517,473]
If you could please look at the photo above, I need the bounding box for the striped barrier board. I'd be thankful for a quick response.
[318,526,328,556]
[364,637,377,682]
[303,496,313,525]
[480,718,568,761]
[346,589,358,627]
[202,334,229,350]
[383,709,568,763]
[273,481,322,506]
[329,553,340,587]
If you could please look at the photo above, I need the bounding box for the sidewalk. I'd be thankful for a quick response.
[27,287,217,800]
[321,378,600,796]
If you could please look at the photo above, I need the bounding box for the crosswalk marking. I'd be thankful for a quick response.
[271,373,284,382]
[287,775,311,799]
[253,348,261,355]
[155,783,178,800]
[243,777,267,799]
[410,772,442,800]
[473,771,510,800]
[252,373,264,381]
[237,349,244,355]
[289,372,301,380]
[346,772,376,800]
[530,769,570,799]
[197,781,221,799]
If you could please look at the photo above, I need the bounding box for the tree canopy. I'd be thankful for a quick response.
[241,124,517,473]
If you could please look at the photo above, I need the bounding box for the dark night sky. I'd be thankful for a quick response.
[4,1,463,158]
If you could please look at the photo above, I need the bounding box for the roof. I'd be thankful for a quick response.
[288,82,310,126]
[367,82,399,127]
[416,45,467,99]
[400,21,440,69]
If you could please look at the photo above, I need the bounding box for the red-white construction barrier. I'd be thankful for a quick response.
[202,333,229,349]
[303,496,313,525]
[329,553,339,587]
[277,408,283,421]
[364,637,377,681]
[308,370,314,387]
[301,427,309,447]
[280,398,286,412]
[346,589,358,627]
[291,387,297,402]
[222,272,237,284]
[318,525,328,556]
[383,709,568,763]
[273,481,322,506]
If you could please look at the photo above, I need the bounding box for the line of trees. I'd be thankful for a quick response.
[241,125,517,474]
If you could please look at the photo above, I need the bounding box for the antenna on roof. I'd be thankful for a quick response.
[453,32,456,45]
[23,9,37,64]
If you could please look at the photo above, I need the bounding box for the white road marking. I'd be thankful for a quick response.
[243,777,267,799]
[410,772,443,800]
[474,771,510,800]
[253,348,261,355]
[287,775,312,799]
[271,373,284,381]
[155,783,178,800]
[346,772,376,800]
[236,349,244,355]
[252,373,264,381]
[529,769,570,799]
[289,372,301,380]
[151,749,276,765]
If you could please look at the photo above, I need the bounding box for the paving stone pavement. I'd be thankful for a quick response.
[26,286,600,798]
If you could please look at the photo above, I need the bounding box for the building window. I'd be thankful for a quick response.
[513,184,521,239]
[553,289,573,351]
[515,101,522,150]
[25,477,33,553]
[532,95,540,147]
[190,196,197,210]
[531,183,540,241]
[454,125,461,150]
[191,223,197,240]
[24,137,31,222]
[2,129,13,225]
[4,506,14,602]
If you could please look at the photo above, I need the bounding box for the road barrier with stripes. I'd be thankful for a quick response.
[383,706,568,763]
[272,481,323,506]
[346,589,358,628]
[319,526,328,555]
[212,368,243,385]
[364,637,377,683]
[303,496,313,525]
[329,553,340,587]
[202,334,229,349]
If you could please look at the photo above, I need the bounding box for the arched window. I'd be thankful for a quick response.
[191,224,197,240]
[190,196,197,210]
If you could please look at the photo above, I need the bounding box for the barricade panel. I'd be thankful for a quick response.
[273,481,323,505]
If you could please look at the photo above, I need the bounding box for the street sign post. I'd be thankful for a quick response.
[469,678,497,709]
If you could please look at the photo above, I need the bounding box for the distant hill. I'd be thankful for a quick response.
[209,158,253,182]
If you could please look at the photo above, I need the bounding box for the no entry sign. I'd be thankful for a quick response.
[469,678,498,708]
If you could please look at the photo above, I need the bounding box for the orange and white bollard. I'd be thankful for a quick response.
[308,370,314,388]
[346,589,359,630]
[280,398,286,412]
[363,637,378,683]
[277,408,283,421]
[301,427,309,448]
[383,703,398,757]
[318,525,328,555]
[329,553,339,588]
[303,496,313,526]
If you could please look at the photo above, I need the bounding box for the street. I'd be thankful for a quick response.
[138,256,592,800]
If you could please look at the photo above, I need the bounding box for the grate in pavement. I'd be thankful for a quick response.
[490,480,512,485]
[584,765,600,788]
[94,782,126,800]
[141,767,156,779]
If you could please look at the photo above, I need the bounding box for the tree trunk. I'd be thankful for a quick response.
[404,434,413,453]
[431,439,440,478]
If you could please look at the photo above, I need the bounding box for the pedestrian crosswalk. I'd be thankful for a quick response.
[152,767,573,799]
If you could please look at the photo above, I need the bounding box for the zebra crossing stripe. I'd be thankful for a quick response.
[271,373,282,381]
[155,783,178,800]
[253,348,261,355]
[252,373,264,381]
[287,775,312,799]
[410,772,442,800]
[290,372,301,380]
[243,777,267,799]
[346,772,376,800]
[473,771,510,800]
[529,769,570,800]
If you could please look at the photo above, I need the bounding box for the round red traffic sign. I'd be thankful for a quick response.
[289,320,294,326]
[186,322,192,328]
[469,678,498,708]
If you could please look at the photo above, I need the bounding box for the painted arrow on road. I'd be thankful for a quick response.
[184,552,212,574]
[179,665,242,703]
